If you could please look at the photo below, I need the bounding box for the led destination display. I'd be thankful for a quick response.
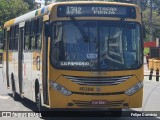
[57,4,136,18]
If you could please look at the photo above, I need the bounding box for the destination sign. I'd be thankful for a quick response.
[57,4,136,18]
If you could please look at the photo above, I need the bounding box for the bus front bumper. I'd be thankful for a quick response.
[49,88,143,109]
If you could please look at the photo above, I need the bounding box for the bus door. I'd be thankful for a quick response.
[42,22,49,105]
[18,23,24,95]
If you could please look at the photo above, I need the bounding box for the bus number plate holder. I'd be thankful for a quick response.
[91,100,109,105]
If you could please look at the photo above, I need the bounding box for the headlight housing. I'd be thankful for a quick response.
[50,81,72,96]
[125,82,143,96]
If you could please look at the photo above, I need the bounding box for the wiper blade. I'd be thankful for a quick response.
[109,18,125,38]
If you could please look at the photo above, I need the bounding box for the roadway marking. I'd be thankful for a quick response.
[0,94,9,99]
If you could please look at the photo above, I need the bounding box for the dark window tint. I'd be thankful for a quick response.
[3,29,7,50]
[14,25,19,50]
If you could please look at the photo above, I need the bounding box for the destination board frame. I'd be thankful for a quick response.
[57,4,136,18]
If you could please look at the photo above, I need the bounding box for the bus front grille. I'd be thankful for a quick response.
[73,100,124,107]
[64,75,132,86]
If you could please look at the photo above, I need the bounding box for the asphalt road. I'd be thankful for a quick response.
[0,64,160,120]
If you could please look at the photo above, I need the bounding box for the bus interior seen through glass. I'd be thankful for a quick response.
[51,21,142,71]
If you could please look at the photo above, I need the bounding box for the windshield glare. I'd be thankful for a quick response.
[51,21,142,71]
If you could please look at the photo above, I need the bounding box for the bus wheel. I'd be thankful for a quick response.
[12,91,20,101]
[110,108,122,117]
[11,74,20,101]
[36,92,41,111]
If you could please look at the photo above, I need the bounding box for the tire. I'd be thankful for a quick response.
[12,91,20,101]
[36,92,41,112]
[110,108,122,117]
[11,74,20,101]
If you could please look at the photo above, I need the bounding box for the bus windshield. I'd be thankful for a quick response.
[51,21,142,71]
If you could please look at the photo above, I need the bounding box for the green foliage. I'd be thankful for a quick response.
[23,0,35,10]
[144,47,150,56]
[0,0,29,29]
[142,8,160,41]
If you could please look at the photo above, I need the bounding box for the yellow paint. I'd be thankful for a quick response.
[8,52,13,62]
[4,19,15,28]
[7,27,10,31]
[43,15,49,21]
[129,88,143,108]
[3,52,6,61]
[50,89,129,108]
[48,38,51,107]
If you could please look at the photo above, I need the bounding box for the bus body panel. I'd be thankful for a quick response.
[49,88,142,109]
[23,51,33,100]
[48,66,143,108]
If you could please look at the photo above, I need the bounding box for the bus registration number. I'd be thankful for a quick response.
[91,100,109,105]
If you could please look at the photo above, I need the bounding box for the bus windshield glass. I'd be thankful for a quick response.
[51,21,142,71]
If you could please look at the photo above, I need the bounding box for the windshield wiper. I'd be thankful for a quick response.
[70,17,89,42]
[109,18,125,38]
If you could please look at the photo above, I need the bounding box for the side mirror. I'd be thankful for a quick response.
[142,24,146,39]
[45,22,51,37]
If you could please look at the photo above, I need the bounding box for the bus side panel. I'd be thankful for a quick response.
[13,51,19,93]
[32,51,42,102]
[23,51,33,100]
[8,51,14,89]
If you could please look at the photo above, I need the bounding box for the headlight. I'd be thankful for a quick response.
[50,81,72,96]
[125,82,143,96]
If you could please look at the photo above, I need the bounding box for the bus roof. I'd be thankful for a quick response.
[3,3,54,28]
[4,1,139,28]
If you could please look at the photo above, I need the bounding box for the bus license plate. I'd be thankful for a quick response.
[91,100,109,105]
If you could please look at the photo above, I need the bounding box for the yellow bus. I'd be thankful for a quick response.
[2,1,143,115]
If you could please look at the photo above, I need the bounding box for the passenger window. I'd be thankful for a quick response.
[24,18,43,51]
[24,21,31,50]
[15,25,19,50]
[3,29,7,50]
[35,18,43,50]
[31,36,36,50]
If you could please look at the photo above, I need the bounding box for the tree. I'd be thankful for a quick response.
[0,0,29,30]
[23,0,35,10]
[143,8,160,41]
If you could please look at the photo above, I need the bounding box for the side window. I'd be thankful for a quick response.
[15,25,19,50]
[3,29,7,50]
[11,26,15,50]
[24,21,31,50]
[36,17,43,50]
[31,36,36,50]
[24,18,43,51]
[30,20,36,50]
[9,28,12,50]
